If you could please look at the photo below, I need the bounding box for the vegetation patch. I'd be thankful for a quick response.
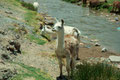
[72,62,120,80]
[20,1,37,11]
[11,62,53,80]
[26,34,46,45]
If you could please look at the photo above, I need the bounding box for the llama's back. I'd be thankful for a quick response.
[64,35,79,57]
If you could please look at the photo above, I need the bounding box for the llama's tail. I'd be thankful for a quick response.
[72,28,81,43]
[73,28,89,43]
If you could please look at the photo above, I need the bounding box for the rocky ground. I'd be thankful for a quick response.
[0,0,120,80]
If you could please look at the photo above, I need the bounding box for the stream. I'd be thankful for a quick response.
[25,0,120,53]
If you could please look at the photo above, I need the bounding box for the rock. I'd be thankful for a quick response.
[110,19,115,22]
[77,2,82,6]
[93,11,96,14]
[106,15,109,17]
[0,30,6,35]
[115,17,119,21]
[108,18,111,20]
[113,14,116,16]
[1,54,10,60]
[80,43,84,45]
[101,47,107,52]
[109,56,120,62]
[9,40,21,54]
[15,34,20,39]
[0,69,17,80]
[95,43,100,46]
[101,13,103,15]
[90,39,99,42]
[117,64,120,68]
[5,11,13,14]
[86,14,89,16]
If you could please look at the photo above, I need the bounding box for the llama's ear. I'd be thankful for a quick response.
[61,19,64,27]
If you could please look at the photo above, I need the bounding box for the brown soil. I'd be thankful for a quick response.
[14,38,120,80]
[78,42,120,60]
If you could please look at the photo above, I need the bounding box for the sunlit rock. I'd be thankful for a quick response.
[101,47,107,52]
[109,56,120,62]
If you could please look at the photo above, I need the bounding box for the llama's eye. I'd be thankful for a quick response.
[58,26,61,28]
[47,26,51,29]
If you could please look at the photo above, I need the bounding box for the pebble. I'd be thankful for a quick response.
[115,17,119,21]
[117,64,120,68]
[95,43,100,46]
[113,14,116,16]
[5,11,13,14]
[80,43,84,45]
[90,39,99,42]
[101,47,107,52]
[108,18,111,20]
[110,20,115,22]
[106,15,109,17]
[101,13,103,15]
[86,14,89,16]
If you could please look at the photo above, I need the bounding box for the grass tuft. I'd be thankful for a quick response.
[26,34,46,45]
[11,62,53,80]
[72,62,120,80]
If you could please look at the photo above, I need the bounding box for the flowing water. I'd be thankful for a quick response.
[25,0,120,53]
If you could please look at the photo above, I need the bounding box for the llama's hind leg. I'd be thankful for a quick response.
[76,47,80,60]
[66,56,71,79]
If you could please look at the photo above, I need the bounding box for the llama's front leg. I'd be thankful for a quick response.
[57,57,64,79]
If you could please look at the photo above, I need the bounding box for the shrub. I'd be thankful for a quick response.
[21,1,37,11]
[72,62,120,80]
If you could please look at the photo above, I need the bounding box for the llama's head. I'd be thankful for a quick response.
[52,19,64,33]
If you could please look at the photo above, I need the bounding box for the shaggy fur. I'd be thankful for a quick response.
[52,19,79,79]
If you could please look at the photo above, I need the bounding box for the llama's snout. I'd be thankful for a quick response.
[52,28,56,32]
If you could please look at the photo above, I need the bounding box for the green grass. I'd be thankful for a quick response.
[72,62,120,80]
[26,34,46,45]
[11,62,53,80]
[6,0,46,43]
[20,1,37,11]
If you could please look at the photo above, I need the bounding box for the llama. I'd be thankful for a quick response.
[41,25,57,40]
[112,1,120,13]
[41,25,80,60]
[41,25,81,43]
[52,19,79,79]
[33,1,39,11]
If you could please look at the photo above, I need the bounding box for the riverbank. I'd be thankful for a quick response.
[0,0,120,80]
[63,0,120,23]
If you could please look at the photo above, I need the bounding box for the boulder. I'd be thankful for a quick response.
[115,17,119,21]
[0,69,17,80]
[109,56,120,62]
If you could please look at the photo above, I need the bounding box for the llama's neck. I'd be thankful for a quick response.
[56,30,65,50]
